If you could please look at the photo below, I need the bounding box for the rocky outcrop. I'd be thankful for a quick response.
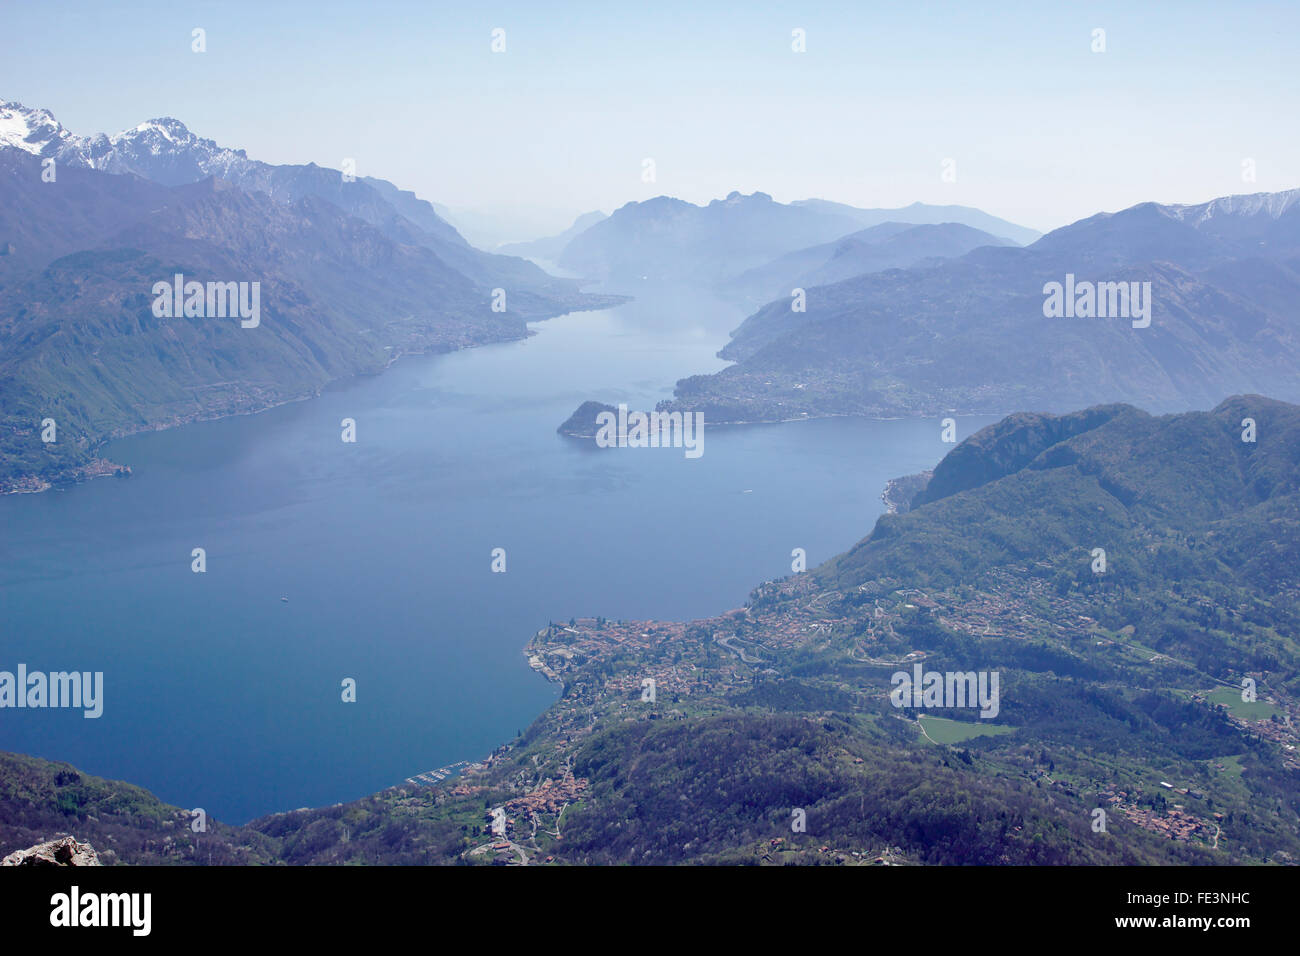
[1,836,102,866]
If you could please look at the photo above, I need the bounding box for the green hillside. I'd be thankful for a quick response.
[4,397,1298,865]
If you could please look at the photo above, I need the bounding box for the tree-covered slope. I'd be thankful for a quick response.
[0,154,620,492]
[4,398,1297,865]
[666,190,1300,423]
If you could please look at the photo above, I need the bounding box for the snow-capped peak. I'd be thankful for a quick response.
[0,100,82,156]
[123,118,186,142]
[0,101,254,183]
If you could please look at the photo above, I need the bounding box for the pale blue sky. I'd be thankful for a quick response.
[3,1,1297,236]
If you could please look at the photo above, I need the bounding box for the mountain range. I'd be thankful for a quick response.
[555,190,1038,286]
[660,187,1300,424]
[724,220,1016,306]
[0,101,583,298]
[0,101,622,491]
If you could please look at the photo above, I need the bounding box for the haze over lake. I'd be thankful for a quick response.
[0,283,995,822]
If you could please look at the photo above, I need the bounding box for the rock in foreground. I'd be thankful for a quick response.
[2,836,101,867]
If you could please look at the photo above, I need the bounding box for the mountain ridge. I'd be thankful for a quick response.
[0,100,582,301]
[555,190,1039,286]
[0,132,623,492]
[659,185,1300,425]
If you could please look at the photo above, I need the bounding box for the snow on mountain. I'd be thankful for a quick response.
[0,99,475,247]
[0,101,82,156]
[1164,188,1300,224]
[82,117,255,185]
[0,101,253,183]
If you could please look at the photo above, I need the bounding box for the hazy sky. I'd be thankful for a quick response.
[3,1,1297,239]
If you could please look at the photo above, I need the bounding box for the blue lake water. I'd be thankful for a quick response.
[0,283,996,822]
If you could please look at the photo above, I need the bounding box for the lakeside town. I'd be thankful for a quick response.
[410,540,1300,864]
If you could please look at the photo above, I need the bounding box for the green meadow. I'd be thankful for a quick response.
[917,716,1015,745]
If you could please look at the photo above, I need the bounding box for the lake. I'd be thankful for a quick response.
[0,282,996,822]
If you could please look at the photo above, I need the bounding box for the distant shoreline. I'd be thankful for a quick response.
[2,301,622,497]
